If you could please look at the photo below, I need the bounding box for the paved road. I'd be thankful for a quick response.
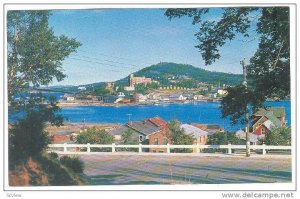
[79,154,291,185]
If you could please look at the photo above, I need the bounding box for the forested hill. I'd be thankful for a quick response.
[50,62,242,92]
[116,62,242,86]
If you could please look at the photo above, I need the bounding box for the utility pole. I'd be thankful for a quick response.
[240,58,251,157]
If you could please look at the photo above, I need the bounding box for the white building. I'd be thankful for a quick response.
[78,86,86,91]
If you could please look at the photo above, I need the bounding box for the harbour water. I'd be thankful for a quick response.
[58,100,291,131]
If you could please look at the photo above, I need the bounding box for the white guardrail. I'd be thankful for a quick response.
[48,143,292,155]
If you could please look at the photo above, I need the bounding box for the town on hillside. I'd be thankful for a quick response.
[59,73,229,106]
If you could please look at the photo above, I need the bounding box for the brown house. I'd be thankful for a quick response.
[146,117,170,153]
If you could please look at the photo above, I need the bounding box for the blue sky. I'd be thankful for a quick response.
[49,8,260,86]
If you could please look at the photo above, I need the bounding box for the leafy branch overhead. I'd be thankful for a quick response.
[165,7,290,124]
[7,11,81,103]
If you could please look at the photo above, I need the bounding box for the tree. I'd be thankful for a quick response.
[165,7,290,123]
[264,126,291,146]
[205,132,243,153]
[7,10,81,103]
[120,129,139,152]
[121,129,139,145]
[9,99,63,163]
[76,127,114,152]
[168,120,194,153]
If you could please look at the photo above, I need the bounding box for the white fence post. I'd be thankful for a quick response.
[228,143,232,155]
[139,143,142,153]
[167,143,170,153]
[63,143,67,153]
[262,144,266,155]
[112,143,116,153]
[196,143,200,153]
[87,143,90,153]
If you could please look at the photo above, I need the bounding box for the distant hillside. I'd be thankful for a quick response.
[51,62,242,92]
[116,62,242,86]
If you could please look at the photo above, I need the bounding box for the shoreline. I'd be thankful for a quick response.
[57,100,219,108]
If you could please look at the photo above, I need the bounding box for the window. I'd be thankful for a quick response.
[139,135,143,142]
[154,138,158,145]
[261,128,265,134]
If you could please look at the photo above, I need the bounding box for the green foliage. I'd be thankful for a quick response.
[93,85,111,96]
[168,120,194,153]
[165,8,290,124]
[9,102,63,162]
[59,156,85,173]
[7,10,81,102]
[204,132,243,153]
[119,129,139,152]
[131,62,242,86]
[264,126,291,146]
[48,152,59,160]
[76,127,114,152]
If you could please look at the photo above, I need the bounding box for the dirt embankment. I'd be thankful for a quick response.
[46,122,119,136]
[9,158,49,186]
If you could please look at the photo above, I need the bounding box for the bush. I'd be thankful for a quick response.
[59,156,84,173]
[48,152,58,160]
[9,111,50,162]
[264,126,291,146]
[76,127,114,152]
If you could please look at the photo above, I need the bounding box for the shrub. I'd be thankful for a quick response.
[60,156,84,173]
[48,152,59,160]
[9,111,50,161]
[76,127,114,152]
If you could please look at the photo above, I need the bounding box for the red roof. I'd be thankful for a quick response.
[146,117,168,129]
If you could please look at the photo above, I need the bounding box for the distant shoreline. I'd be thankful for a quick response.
[57,100,218,108]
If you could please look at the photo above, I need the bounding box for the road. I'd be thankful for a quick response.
[78,154,292,185]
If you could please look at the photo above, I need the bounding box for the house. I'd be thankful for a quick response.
[191,123,224,135]
[194,94,204,100]
[169,92,185,102]
[252,107,286,135]
[182,92,194,101]
[181,124,209,145]
[63,94,75,102]
[235,129,260,144]
[103,95,117,103]
[109,120,161,144]
[180,124,209,152]
[217,88,227,96]
[78,86,86,91]
[146,117,170,153]
[133,93,147,103]
[159,95,170,102]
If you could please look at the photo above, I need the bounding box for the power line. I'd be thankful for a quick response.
[74,54,142,70]
[78,49,154,66]
[68,57,122,72]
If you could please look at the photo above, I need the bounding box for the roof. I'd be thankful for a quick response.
[263,120,275,131]
[180,124,209,138]
[191,123,224,134]
[265,112,282,126]
[109,125,137,136]
[127,121,160,136]
[146,116,168,129]
[253,107,285,118]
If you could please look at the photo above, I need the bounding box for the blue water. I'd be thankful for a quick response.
[58,100,291,131]
[8,91,291,132]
